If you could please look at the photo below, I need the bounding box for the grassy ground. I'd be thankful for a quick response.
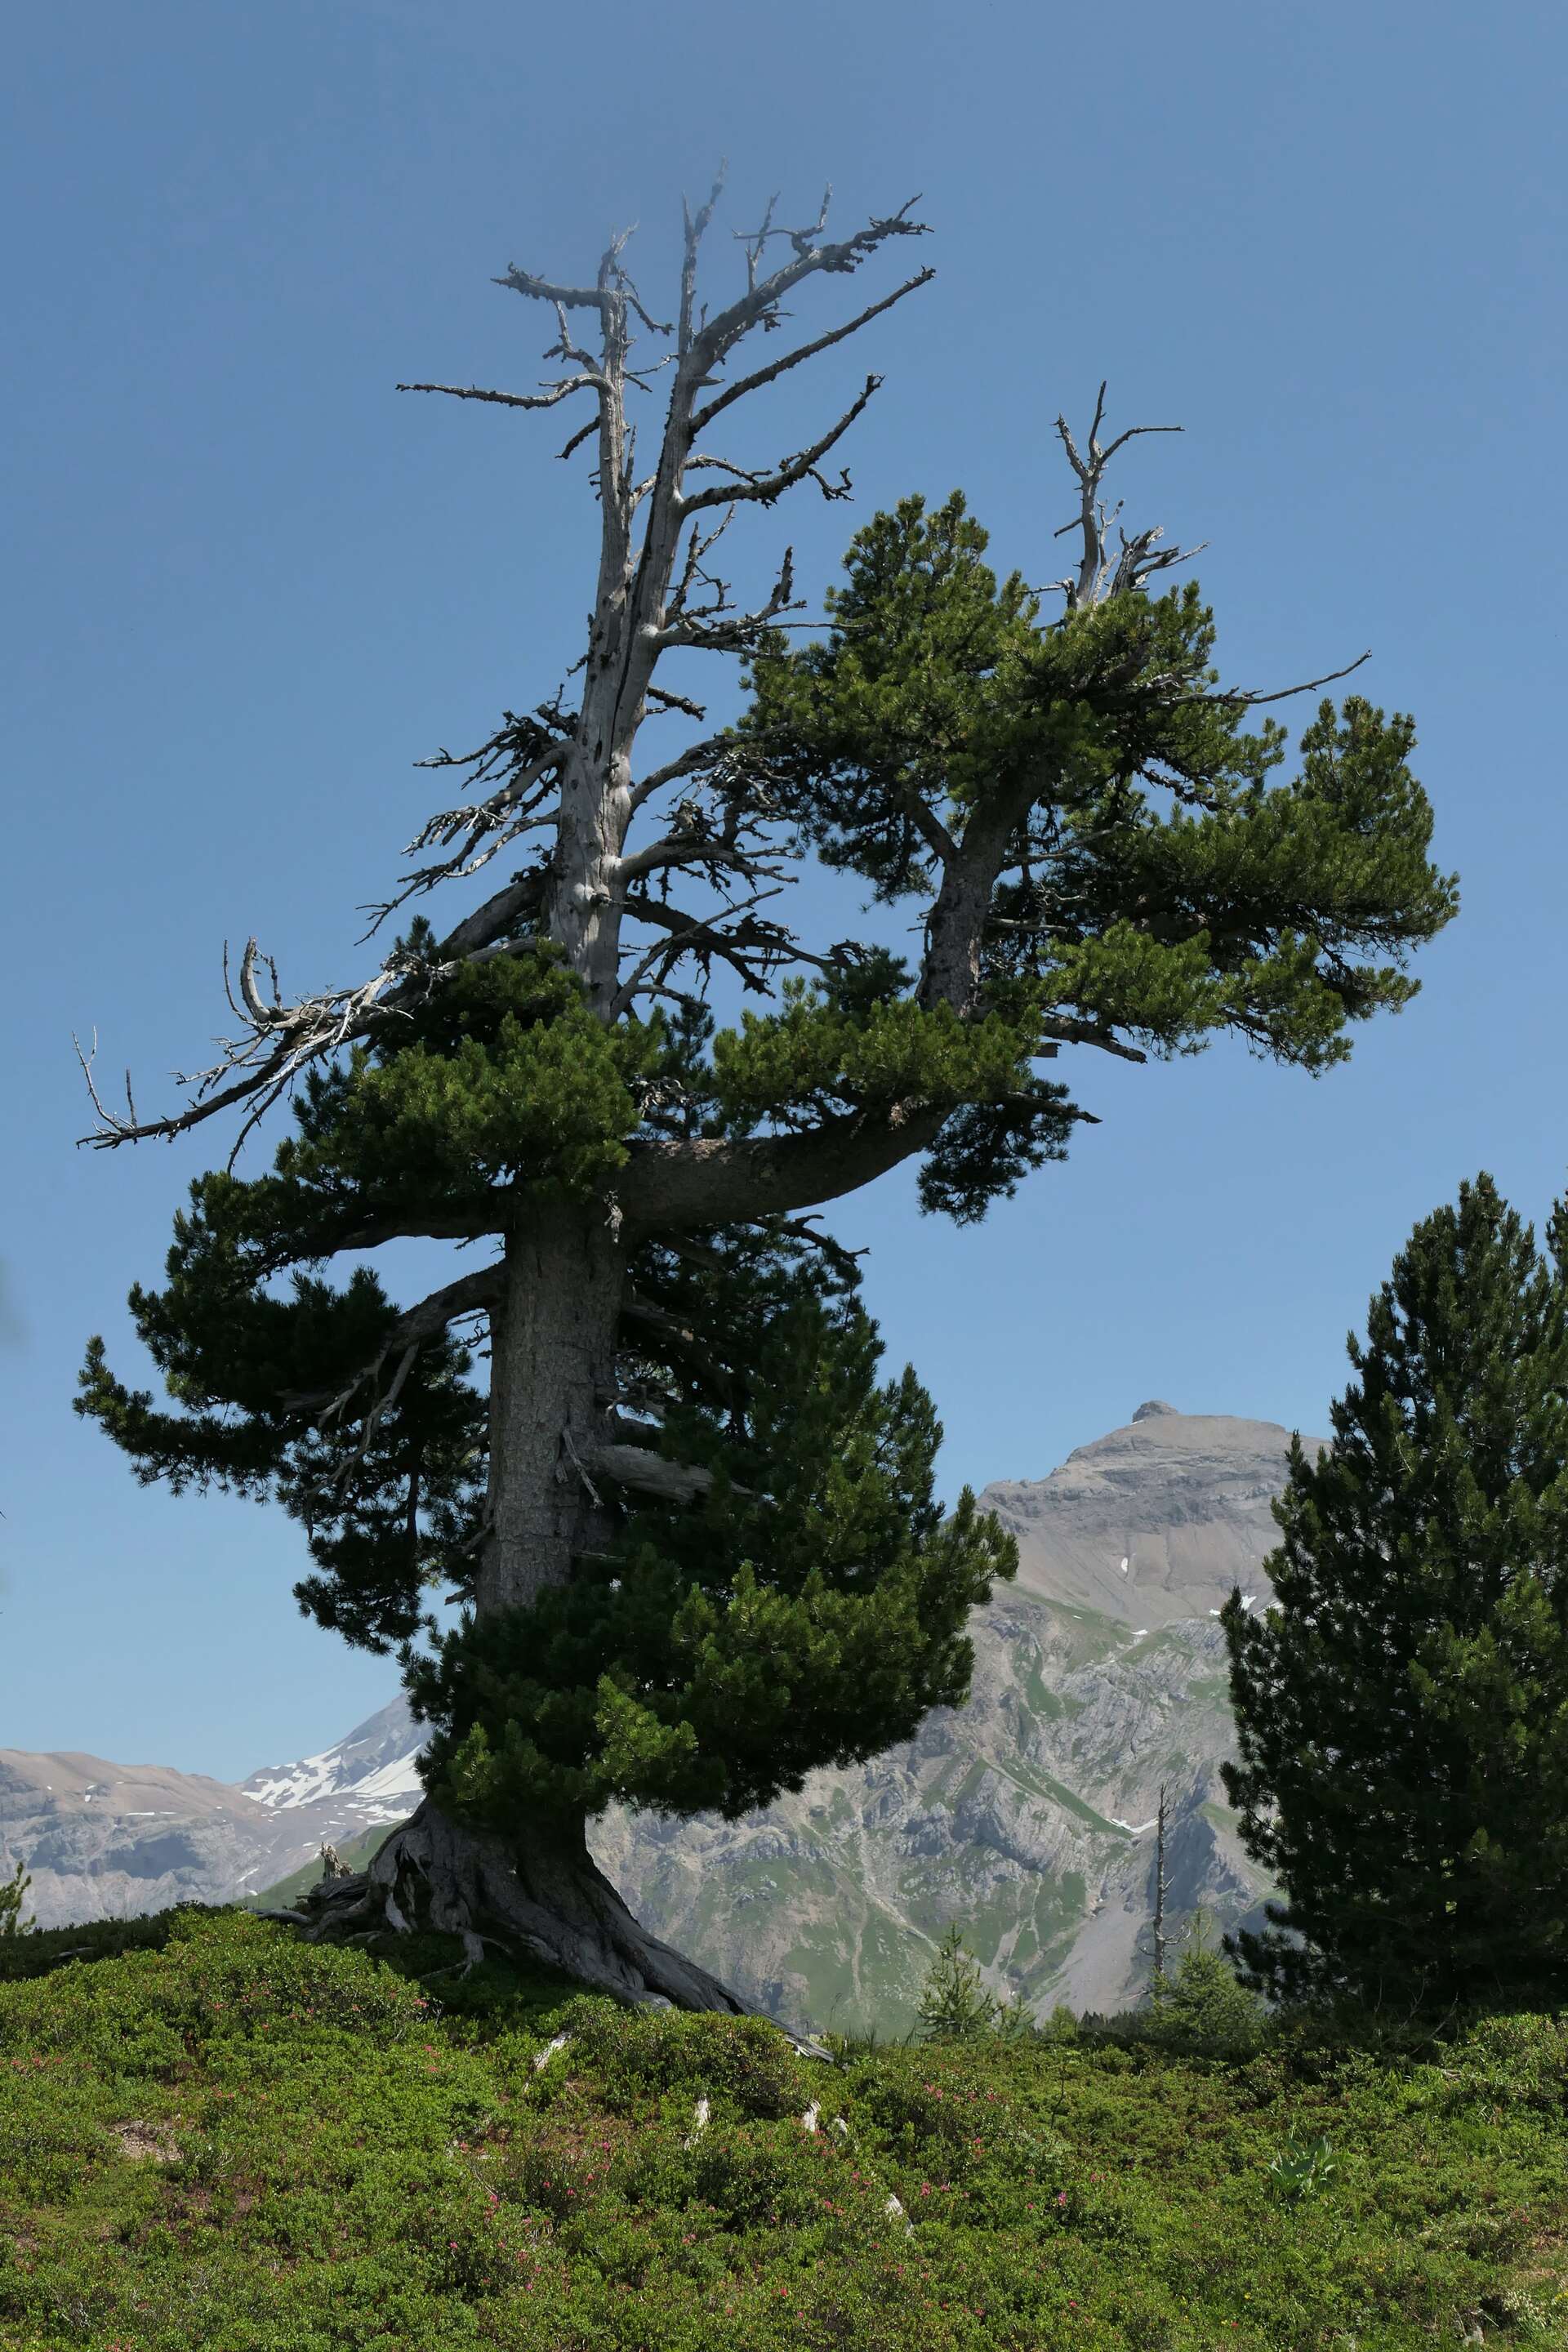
[2,1908,1566,2350]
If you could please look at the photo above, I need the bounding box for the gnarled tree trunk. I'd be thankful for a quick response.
[96,187,942,2030]
[302,1798,746,2011]
[308,1198,755,2010]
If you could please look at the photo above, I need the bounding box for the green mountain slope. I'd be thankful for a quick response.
[596,1405,1317,2032]
[598,1584,1272,2036]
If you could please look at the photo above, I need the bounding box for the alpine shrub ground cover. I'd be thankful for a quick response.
[2,1909,1566,2350]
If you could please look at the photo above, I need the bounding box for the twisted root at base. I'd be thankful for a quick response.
[262,1797,749,2015]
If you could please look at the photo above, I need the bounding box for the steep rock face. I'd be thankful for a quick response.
[593,1587,1262,2031]
[594,1403,1324,2029]
[982,1400,1321,1627]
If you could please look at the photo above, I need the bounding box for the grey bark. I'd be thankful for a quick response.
[477,1196,626,1616]
[302,1797,747,2013]
[1148,1783,1170,1987]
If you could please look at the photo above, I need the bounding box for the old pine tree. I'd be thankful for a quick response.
[78,183,1455,2002]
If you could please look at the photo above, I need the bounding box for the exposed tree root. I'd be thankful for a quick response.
[288,1799,751,2016]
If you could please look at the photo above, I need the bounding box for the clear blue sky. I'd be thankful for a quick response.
[3,0,1565,1780]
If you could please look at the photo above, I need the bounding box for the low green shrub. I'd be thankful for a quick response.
[0,1907,1565,2349]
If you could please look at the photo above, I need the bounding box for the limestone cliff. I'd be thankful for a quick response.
[592,1402,1323,2028]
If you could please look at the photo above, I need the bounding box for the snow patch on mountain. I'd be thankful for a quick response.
[239,1696,421,1823]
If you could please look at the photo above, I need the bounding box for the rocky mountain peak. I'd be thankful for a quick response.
[980,1404,1328,1628]
[239,1697,421,1815]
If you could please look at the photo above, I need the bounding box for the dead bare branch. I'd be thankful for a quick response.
[679,167,728,356]
[609,884,790,1019]
[82,185,935,1155]
[396,376,603,411]
[1187,652,1372,709]
[680,375,880,515]
[653,546,800,654]
[1049,385,1195,612]
[693,270,935,434]
[644,684,707,722]
[755,1213,868,1281]
[282,1266,502,1424]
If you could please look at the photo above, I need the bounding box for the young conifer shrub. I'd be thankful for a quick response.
[916,1923,1004,2042]
[1143,1914,1265,2057]
[0,1864,34,1940]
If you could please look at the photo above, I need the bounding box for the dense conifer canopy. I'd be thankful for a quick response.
[1223,1174,1568,2012]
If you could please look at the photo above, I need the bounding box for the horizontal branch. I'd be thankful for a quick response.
[626,732,733,813]
[1189,652,1371,710]
[621,1290,697,1344]
[755,1212,868,1281]
[619,1294,738,1411]
[78,874,552,1156]
[1036,1016,1148,1063]
[621,1100,949,1232]
[492,266,618,316]
[433,868,548,963]
[615,835,767,888]
[621,888,829,975]
[679,376,880,516]
[395,376,602,411]
[281,1265,504,1421]
[584,1441,720,1505]
[323,1203,506,1255]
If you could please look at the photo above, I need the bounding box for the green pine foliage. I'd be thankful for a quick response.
[912,1928,1037,2047]
[79,457,1456,1869]
[1223,1173,1568,2015]
[915,1926,1004,2043]
[412,1228,1013,1826]
[746,494,1455,1129]
[0,1864,33,1941]
[1143,1916,1266,2060]
[79,1005,1015,1820]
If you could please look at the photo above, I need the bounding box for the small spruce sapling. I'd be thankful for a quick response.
[0,1862,34,1940]
[916,1924,1000,2042]
[1144,1909,1264,2056]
